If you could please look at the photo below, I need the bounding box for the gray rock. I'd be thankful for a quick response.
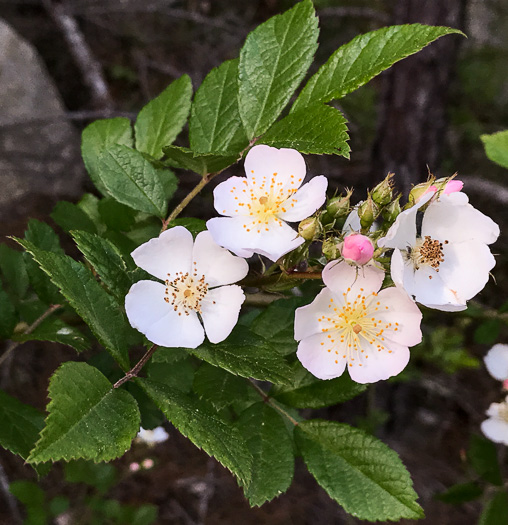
[0,18,85,236]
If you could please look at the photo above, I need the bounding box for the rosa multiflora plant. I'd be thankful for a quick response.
[0,2,502,521]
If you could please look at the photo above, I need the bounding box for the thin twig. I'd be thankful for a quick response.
[248,379,299,426]
[42,0,113,109]
[113,344,158,389]
[0,304,62,368]
[0,462,22,525]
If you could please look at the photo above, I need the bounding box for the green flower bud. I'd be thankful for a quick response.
[326,189,353,218]
[382,195,401,225]
[358,196,379,231]
[407,179,436,207]
[371,173,394,206]
[322,237,339,260]
[298,217,321,241]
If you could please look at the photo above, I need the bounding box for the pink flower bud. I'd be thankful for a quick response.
[444,180,463,194]
[129,462,140,472]
[142,458,154,469]
[341,234,374,265]
[503,379,508,391]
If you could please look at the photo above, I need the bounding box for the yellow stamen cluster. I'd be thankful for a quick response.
[225,171,302,234]
[318,288,399,368]
[408,235,448,274]
[164,262,210,316]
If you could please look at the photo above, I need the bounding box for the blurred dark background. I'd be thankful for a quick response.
[1,0,508,523]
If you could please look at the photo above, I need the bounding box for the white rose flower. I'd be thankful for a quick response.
[484,344,508,381]
[481,396,508,446]
[206,144,328,262]
[125,226,248,348]
[294,261,422,384]
[378,191,499,311]
[136,426,169,445]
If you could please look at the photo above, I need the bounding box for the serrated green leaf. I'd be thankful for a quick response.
[0,284,16,339]
[28,362,139,463]
[479,490,508,525]
[97,144,168,217]
[273,363,366,409]
[50,201,98,234]
[435,482,483,505]
[189,325,293,385]
[260,104,350,157]
[190,59,248,154]
[13,317,90,353]
[25,219,63,254]
[81,118,133,194]
[168,217,207,237]
[292,24,464,112]
[158,168,178,201]
[238,0,319,138]
[468,434,503,486]
[193,363,249,409]
[98,198,138,232]
[146,358,194,393]
[162,145,238,176]
[135,75,192,159]
[71,230,132,301]
[77,193,103,231]
[295,420,423,521]
[0,390,44,460]
[0,244,29,298]
[236,402,294,506]
[17,240,131,370]
[151,347,189,364]
[138,378,252,486]
[481,130,508,169]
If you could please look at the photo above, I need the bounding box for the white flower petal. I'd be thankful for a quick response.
[131,226,194,281]
[437,241,496,302]
[376,287,422,347]
[294,288,339,341]
[348,338,410,384]
[423,193,500,245]
[206,217,256,258]
[296,332,347,380]
[484,344,508,381]
[125,279,205,348]
[390,249,405,287]
[212,176,251,217]
[200,285,245,344]
[378,192,433,249]
[481,417,508,445]
[277,176,328,222]
[192,231,248,287]
[343,208,362,234]
[244,144,306,191]
[322,260,384,296]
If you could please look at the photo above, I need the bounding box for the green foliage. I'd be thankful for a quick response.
[135,75,192,159]
[468,435,503,486]
[190,59,248,154]
[0,389,44,460]
[18,239,132,370]
[51,201,98,234]
[238,0,319,138]
[435,482,483,505]
[479,490,508,525]
[97,144,169,217]
[0,284,16,339]
[260,104,350,157]
[0,244,29,298]
[139,378,252,486]
[295,420,423,521]
[72,230,132,301]
[236,402,294,506]
[98,198,138,232]
[292,24,464,112]
[81,117,133,194]
[193,362,249,409]
[9,481,48,525]
[28,362,140,463]
[474,319,501,345]
[481,130,508,169]
[163,145,238,176]
[167,217,207,236]
[64,460,117,494]
[146,357,195,393]
[189,325,293,385]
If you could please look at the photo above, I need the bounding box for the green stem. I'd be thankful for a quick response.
[0,304,62,368]
[248,379,299,426]
[240,270,322,289]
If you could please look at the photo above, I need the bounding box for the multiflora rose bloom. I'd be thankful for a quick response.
[294,261,422,384]
[207,144,328,262]
[136,426,169,445]
[378,191,499,311]
[481,396,508,446]
[484,344,508,382]
[125,226,248,348]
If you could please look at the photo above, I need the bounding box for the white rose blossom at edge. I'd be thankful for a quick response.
[206,144,328,262]
[378,191,499,311]
[484,344,508,381]
[481,396,508,446]
[294,261,422,384]
[125,226,248,349]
